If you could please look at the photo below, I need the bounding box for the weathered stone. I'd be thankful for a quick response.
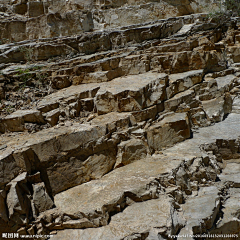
[164,89,196,112]
[219,163,240,187]
[210,188,240,236]
[61,219,94,229]
[179,186,220,234]
[202,95,232,123]
[147,113,191,152]
[131,105,159,122]
[32,182,54,215]
[114,138,148,168]
[0,148,21,190]
[81,150,117,181]
[95,72,167,114]
[166,70,204,99]
[54,156,183,218]
[52,75,71,89]
[0,190,8,222]
[90,112,132,133]
[44,109,61,126]
[2,4,240,236]
[0,115,24,133]
[37,83,100,113]
[6,173,31,225]
[27,1,44,17]
[52,195,184,240]
[13,3,27,15]
[215,74,236,94]
[2,110,46,131]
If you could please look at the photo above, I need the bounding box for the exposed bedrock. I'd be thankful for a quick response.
[1,1,240,238]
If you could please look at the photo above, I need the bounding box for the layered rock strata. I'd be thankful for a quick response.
[1,1,240,238]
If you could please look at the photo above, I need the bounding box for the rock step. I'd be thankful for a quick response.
[51,195,183,240]
[0,111,192,196]
[0,14,200,64]
[0,24,221,93]
[1,113,239,236]
[40,113,240,237]
[0,70,205,132]
[50,186,221,239]
[2,70,238,134]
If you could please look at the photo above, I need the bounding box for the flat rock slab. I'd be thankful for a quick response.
[37,83,101,113]
[163,113,240,159]
[180,186,220,234]
[52,195,177,240]
[0,110,45,133]
[167,70,204,99]
[54,156,182,216]
[219,163,240,187]
[215,74,236,90]
[147,112,191,152]
[95,72,168,114]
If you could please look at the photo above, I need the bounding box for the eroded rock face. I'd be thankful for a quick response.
[147,112,191,152]
[52,195,184,240]
[1,0,240,237]
[0,0,219,42]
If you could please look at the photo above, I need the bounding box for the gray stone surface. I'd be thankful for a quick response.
[163,113,240,159]
[54,156,183,216]
[179,186,220,234]
[52,195,184,240]
[211,188,240,235]
[219,163,240,187]
[32,182,54,215]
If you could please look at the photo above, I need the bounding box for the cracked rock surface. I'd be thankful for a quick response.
[1,0,240,238]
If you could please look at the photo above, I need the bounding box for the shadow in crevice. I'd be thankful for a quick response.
[222,113,229,121]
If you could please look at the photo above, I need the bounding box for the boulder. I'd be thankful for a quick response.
[6,173,31,225]
[147,113,191,152]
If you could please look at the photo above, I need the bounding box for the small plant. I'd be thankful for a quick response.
[3,105,14,114]
[19,46,34,62]
[0,38,10,45]
[16,68,32,89]
[225,0,240,16]
[208,0,240,23]
[16,66,48,90]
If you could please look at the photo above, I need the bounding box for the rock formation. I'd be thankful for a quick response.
[1,0,240,239]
